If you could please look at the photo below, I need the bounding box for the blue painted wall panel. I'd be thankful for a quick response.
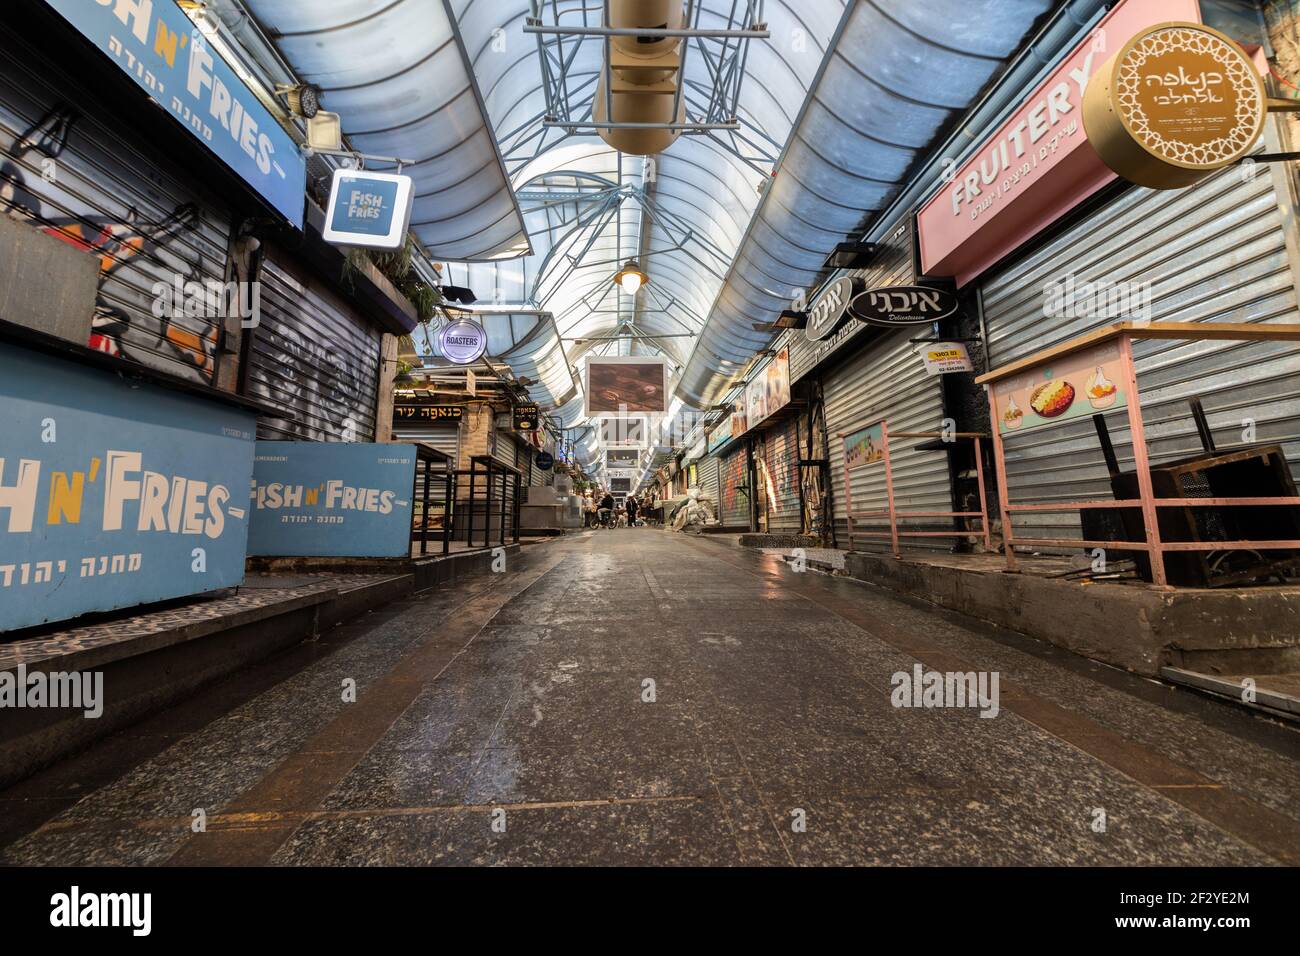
[0,344,256,632]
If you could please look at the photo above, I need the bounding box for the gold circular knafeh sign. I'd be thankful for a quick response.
[1083,22,1266,189]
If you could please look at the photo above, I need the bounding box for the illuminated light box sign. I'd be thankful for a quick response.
[247,442,416,558]
[43,0,306,228]
[439,318,488,365]
[0,345,256,633]
[322,169,415,250]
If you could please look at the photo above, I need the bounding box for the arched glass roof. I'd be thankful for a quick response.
[443,0,847,396]
[236,0,1060,440]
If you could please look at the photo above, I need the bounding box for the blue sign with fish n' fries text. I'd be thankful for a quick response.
[0,344,256,632]
[43,0,305,228]
[247,443,417,558]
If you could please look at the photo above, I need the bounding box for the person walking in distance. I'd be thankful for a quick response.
[625,494,640,528]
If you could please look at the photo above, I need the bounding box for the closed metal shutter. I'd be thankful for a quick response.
[492,427,520,471]
[0,30,231,384]
[245,248,382,442]
[697,455,721,510]
[824,327,952,551]
[980,146,1300,551]
[761,415,802,532]
[392,422,460,468]
[719,445,749,528]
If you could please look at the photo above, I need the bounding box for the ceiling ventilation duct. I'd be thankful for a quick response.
[592,0,687,155]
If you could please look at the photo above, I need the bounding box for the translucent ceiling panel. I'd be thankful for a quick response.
[243,0,528,261]
[674,0,1057,407]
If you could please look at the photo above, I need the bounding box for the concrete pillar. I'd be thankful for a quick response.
[373,333,398,442]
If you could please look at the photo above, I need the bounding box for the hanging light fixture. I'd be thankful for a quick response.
[613,259,649,296]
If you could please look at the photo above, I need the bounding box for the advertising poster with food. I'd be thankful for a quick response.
[844,423,886,469]
[992,341,1127,435]
[585,358,668,415]
[730,400,748,438]
[765,347,792,417]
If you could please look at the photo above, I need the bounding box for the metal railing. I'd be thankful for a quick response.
[841,421,992,557]
[411,444,456,556]
[462,455,523,550]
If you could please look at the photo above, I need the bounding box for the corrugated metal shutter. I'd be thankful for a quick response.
[392,422,460,467]
[245,248,382,441]
[719,445,749,528]
[697,455,721,511]
[824,328,952,551]
[981,149,1300,551]
[491,426,519,470]
[0,33,231,384]
[761,415,802,532]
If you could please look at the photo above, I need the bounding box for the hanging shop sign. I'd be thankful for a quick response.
[606,449,639,467]
[990,340,1127,436]
[536,451,554,471]
[513,404,540,431]
[916,0,1201,285]
[322,170,416,250]
[843,422,886,470]
[247,442,416,558]
[393,404,463,422]
[439,318,488,365]
[0,345,256,633]
[806,276,864,342]
[606,468,636,480]
[586,357,669,415]
[43,0,306,229]
[920,341,975,375]
[852,286,960,327]
[1083,23,1267,190]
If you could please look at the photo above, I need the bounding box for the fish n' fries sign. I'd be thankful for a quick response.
[0,346,256,632]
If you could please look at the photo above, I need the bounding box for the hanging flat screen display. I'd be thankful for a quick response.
[599,417,648,447]
[586,357,668,415]
[606,449,639,466]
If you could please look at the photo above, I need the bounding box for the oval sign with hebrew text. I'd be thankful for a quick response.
[850,285,960,327]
